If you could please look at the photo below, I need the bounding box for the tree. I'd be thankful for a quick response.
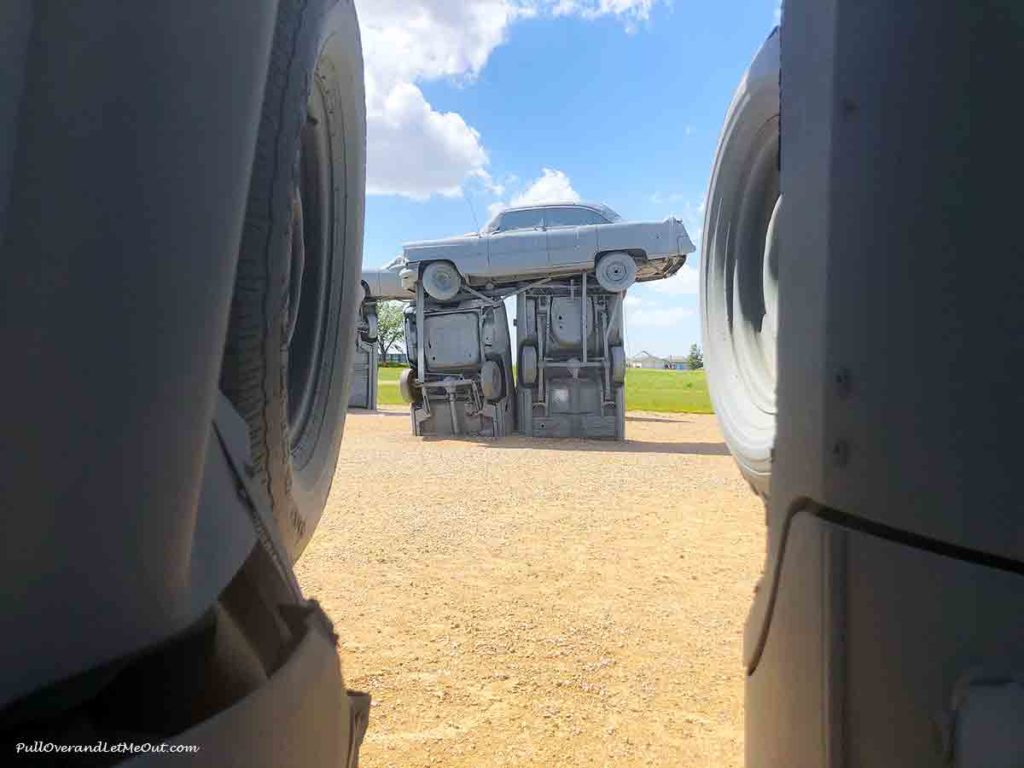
[376,301,405,359]
[686,343,704,370]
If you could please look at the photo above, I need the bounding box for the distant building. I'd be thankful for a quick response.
[628,351,667,369]
[382,351,406,364]
[627,351,690,370]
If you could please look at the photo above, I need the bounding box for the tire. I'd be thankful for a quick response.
[220,0,365,561]
[701,28,779,499]
[519,344,538,388]
[610,345,626,387]
[595,252,637,293]
[364,311,378,342]
[421,261,462,302]
[480,359,504,403]
[398,368,418,404]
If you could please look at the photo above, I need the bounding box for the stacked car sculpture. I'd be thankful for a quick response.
[358,202,694,439]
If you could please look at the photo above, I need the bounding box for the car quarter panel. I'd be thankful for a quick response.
[596,220,690,260]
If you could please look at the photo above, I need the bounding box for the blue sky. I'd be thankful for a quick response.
[357,0,779,357]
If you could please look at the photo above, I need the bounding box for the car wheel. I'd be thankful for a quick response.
[421,261,462,302]
[519,344,539,387]
[701,28,779,499]
[398,368,419,404]
[595,252,637,293]
[480,359,504,402]
[610,345,626,387]
[219,0,365,560]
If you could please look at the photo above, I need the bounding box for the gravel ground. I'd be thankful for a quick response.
[295,406,766,768]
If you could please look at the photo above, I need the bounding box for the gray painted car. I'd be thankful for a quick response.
[361,254,414,300]
[378,203,694,300]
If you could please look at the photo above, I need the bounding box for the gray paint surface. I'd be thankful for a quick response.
[399,203,693,289]
[0,0,279,709]
[348,297,379,410]
[403,292,515,438]
[517,278,627,439]
[370,202,690,440]
[740,1,1024,764]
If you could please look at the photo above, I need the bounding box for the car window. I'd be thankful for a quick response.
[494,209,545,232]
[544,207,609,228]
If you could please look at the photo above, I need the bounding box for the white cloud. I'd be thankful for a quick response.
[358,0,513,199]
[356,0,666,199]
[509,167,581,207]
[365,82,490,199]
[649,263,699,295]
[487,167,581,217]
[545,0,662,27]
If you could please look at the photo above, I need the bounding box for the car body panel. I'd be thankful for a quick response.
[596,220,692,260]
[399,203,695,288]
[361,263,414,300]
[487,226,549,275]
[403,233,489,280]
[547,222,598,269]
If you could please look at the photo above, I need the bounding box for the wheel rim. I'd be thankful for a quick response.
[424,262,459,300]
[287,83,332,449]
[704,116,780,462]
[597,254,635,292]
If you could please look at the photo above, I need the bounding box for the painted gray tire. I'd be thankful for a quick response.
[701,28,780,499]
[480,359,503,402]
[421,260,461,302]
[595,252,637,293]
[610,345,626,387]
[364,311,378,342]
[220,0,365,560]
[519,344,538,387]
[398,368,418,404]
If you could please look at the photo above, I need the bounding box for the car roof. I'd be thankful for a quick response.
[491,201,622,221]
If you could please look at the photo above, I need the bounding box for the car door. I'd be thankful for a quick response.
[544,206,603,270]
[486,208,550,277]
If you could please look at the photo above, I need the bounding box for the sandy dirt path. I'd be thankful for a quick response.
[295,407,765,767]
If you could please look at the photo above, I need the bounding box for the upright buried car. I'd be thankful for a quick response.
[398,203,694,300]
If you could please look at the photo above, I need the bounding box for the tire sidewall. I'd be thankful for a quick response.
[284,2,366,555]
[701,29,779,496]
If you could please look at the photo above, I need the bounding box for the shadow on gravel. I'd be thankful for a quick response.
[625,414,696,424]
[421,436,731,456]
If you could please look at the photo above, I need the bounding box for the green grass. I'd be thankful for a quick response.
[377,365,405,405]
[376,365,712,413]
[623,368,713,414]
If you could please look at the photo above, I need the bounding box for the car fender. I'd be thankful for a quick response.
[595,220,694,261]
[402,235,487,281]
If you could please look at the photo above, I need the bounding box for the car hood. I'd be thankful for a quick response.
[403,233,480,250]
